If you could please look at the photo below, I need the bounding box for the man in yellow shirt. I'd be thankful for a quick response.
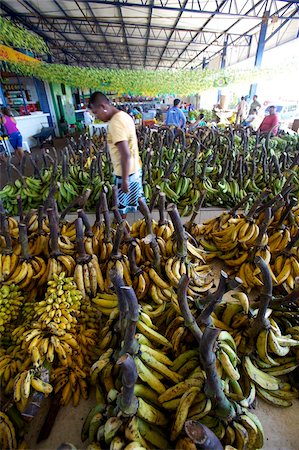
[89,92,143,217]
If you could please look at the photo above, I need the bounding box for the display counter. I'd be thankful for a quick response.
[89,123,108,137]
[15,113,50,148]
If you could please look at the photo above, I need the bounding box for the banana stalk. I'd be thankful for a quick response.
[100,190,112,243]
[60,189,91,220]
[78,209,93,239]
[48,208,61,258]
[200,326,235,419]
[177,275,202,344]
[75,218,90,264]
[110,266,128,339]
[254,206,271,248]
[148,185,161,212]
[157,191,166,225]
[119,286,139,356]
[184,420,223,450]
[139,198,161,273]
[167,204,187,259]
[247,256,273,341]
[184,190,206,232]
[0,211,13,254]
[117,353,138,416]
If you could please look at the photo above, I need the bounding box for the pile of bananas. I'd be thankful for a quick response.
[0,189,298,449]
[0,284,23,338]
[0,129,298,215]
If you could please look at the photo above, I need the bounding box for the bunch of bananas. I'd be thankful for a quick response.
[13,368,53,411]
[22,273,82,366]
[51,359,88,407]
[0,284,23,338]
[0,411,17,450]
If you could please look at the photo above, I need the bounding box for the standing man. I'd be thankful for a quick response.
[259,105,279,136]
[249,95,261,115]
[88,92,143,217]
[166,99,186,129]
[236,96,248,124]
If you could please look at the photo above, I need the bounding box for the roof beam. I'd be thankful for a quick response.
[144,0,154,67]
[155,0,188,69]
[84,1,121,67]
[169,0,228,69]
[52,0,106,65]
[265,5,299,43]
[117,4,133,69]
[177,0,266,69]
[79,0,299,20]
[6,14,254,36]
[190,0,298,69]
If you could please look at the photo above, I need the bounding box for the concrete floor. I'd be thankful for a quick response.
[27,395,299,450]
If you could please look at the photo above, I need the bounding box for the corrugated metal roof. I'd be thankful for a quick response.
[1,0,298,69]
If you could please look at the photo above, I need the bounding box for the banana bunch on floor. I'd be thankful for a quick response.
[271,252,299,292]
[0,284,24,338]
[74,255,105,299]
[13,368,53,411]
[60,221,76,243]
[0,347,25,396]
[243,355,298,407]
[0,253,19,283]
[0,411,18,450]
[50,359,89,407]
[21,273,82,366]
[5,254,47,291]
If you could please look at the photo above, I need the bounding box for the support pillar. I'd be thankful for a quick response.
[249,11,269,98]
[217,35,228,103]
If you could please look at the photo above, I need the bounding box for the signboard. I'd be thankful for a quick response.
[0,44,40,64]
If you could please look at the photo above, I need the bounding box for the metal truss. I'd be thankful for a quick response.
[1,0,298,70]
[81,0,299,20]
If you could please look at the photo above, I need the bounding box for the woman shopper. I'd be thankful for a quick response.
[88,92,143,218]
[0,107,24,160]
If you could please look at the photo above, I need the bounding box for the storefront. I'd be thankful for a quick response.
[0,69,57,147]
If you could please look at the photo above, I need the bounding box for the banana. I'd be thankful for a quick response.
[256,386,293,407]
[137,397,168,426]
[170,386,200,441]
[137,418,170,449]
[243,356,285,390]
[135,357,166,395]
[148,268,170,290]
[137,321,172,348]
[139,344,173,366]
[256,329,280,366]
[268,329,290,357]
[0,412,17,450]
[172,349,200,372]
[218,350,240,381]
[31,377,53,395]
[233,421,249,449]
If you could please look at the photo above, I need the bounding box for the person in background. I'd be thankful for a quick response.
[242,109,258,128]
[191,113,207,130]
[0,107,24,160]
[83,109,94,128]
[88,92,143,218]
[249,95,261,115]
[236,96,248,124]
[166,99,186,129]
[259,105,279,136]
